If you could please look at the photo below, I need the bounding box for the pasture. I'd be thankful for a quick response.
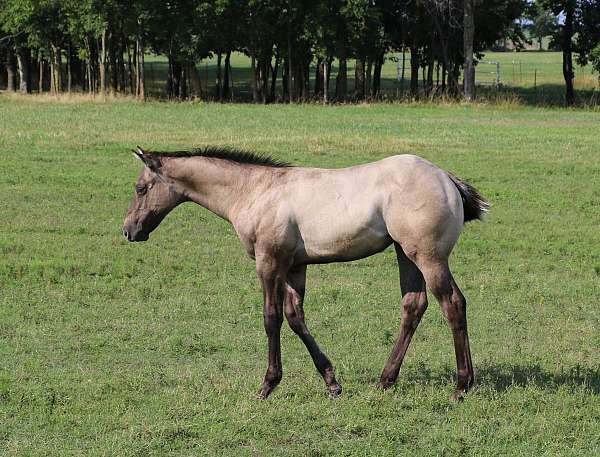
[1,97,600,455]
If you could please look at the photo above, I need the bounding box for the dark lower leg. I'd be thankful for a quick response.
[430,272,474,401]
[421,261,474,401]
[447,280,474,400]
[378,244,427,389]
[295,324,341,396]
[378,291,427,388]
[284,267,341,396]
[257,275,284,399]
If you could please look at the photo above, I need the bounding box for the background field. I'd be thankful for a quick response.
[143,50,599,105]
[1,97,600,456]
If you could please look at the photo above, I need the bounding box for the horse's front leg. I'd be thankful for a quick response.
[284,265,342,397]
[256,255,286,399]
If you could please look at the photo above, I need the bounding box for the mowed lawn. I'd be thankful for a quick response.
[1,97,600,456]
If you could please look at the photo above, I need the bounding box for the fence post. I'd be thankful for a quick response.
[496,62,500,86]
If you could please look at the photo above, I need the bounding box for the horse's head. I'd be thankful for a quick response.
[123,147,185,242]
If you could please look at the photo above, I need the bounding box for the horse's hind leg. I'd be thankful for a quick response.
[419,258,474,401]
[378,243,428,389]
[284,265,342,397]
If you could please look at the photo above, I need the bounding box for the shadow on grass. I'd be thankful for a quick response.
[475,362,600,394]
[404,362,600,394]
[477,83,599,108]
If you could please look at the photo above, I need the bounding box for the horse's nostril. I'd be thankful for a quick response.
[123,229,129,239]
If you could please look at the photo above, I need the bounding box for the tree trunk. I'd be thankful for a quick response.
[171,58,182,99]
[16,47,30,93]
[365,58,373,97]
[302,57,310,99]
[287,33,293,102]
[216,52,222,100]
[355,57,365,99]
[270,52,278,101]
[50,43,61,94]
[260,57,270,103]
[463,0,475,100]
[251,54,258,102]
[282,57,289,100]
[84,37,93,94]
[179,64,187,99]
[336,41,347,101]
[109,31,118,94]
[314,57,323,96]
[67,42,72,93]
[325,57,332,99]
[426,59,434,96]
[118,33,126,92]
[323,57,329,104]
[372,53,384,97]
[400,46,406,93]
[37,54,44,93]
[128,44,135,94]
[136,19,145,100]
[562,5,575,106]
[187,62,202,99]
[6,47,17,91]
[441,63,447,93]
[410,46,419,97]
[224,50,232,100]
[99,30,107,95]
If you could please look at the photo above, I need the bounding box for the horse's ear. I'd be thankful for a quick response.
[132,146,162,173]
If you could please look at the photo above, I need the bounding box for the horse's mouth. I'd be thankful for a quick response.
[123,228,149,242]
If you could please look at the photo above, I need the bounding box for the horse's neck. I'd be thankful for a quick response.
[164,157,261,221]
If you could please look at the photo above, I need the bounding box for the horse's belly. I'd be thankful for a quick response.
[295,216,392,263]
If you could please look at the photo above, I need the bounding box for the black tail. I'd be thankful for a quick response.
[447,173,489,223]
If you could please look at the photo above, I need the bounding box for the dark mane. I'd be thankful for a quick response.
[146,146,291,168]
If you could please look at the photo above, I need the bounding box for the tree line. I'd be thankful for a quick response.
[1,0,599,105]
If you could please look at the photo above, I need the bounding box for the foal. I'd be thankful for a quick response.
[123,146,488,401]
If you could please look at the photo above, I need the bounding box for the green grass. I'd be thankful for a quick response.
[1,97,600,456]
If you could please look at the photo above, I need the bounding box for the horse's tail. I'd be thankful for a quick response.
[447,173,489,223]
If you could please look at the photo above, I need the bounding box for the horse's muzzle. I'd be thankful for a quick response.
[122,227,149,242]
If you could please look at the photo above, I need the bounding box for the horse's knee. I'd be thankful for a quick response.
[401,291,428,327]
[263,305,283,334]
[443,289,467,330]
[284,304,306,335]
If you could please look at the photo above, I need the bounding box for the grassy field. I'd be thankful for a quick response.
[1,96,600,456]
[144,51,599,104]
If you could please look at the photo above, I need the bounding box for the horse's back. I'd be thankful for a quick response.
[282,154,463,264]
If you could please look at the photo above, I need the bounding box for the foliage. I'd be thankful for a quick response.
[0,0,530,100]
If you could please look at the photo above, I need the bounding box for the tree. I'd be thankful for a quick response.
[543,0,577,105]
[464,0,475,100]
[529,3,558,50]
[575,0,600,87]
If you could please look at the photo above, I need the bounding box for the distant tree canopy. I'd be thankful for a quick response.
[540,0,600,105]
[0,0,597,104]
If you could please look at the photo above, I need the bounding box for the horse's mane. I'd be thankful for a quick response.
[146,146,291,168]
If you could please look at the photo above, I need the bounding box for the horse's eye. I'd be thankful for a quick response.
[135,185,147,195]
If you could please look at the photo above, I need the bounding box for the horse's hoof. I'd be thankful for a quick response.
[450,388,467,402]
[256,384,274,400]
[376,380,394,390]
[328,383,342,398]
